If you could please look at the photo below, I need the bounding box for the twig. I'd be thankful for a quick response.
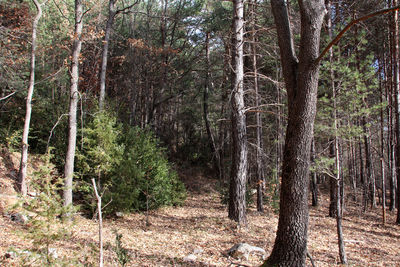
[307,251,316,267]
[0,91,17,101]
[46,114,69,152]
[227,257,252,267]
[91,178,104,267]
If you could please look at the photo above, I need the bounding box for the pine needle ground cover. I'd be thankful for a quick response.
[1,153,400,266]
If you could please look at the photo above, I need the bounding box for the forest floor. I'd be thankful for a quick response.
[0,149,400,266]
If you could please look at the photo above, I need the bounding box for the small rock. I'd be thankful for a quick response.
[48,248,58,259]
[28,191,38,197]
[183,254,197,262]
[193,248,204,255]
[10,212,29,224]
[115,212,124,218]
[226,243,266,260]
[4,251,17,259]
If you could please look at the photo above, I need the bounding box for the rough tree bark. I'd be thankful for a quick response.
[64,0,83,208]
[228,0,248,226]
[263,1,326,265]
[18,0,43,196]
[264,2,400,264]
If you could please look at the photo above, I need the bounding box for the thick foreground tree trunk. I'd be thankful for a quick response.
[228,0,248,226]
[263,1,326,266]
[64,0,83,209]
[18,0,43,196]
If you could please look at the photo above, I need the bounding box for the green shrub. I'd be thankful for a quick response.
[105,127,186,214]
[11,152,76,266]
[76,112,186,216]
[112,230,130,267]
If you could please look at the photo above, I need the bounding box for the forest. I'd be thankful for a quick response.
[1,0,400,266]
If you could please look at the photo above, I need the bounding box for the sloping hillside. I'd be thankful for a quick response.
[0,149,399,266]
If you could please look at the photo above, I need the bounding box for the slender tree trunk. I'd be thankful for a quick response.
[349,140,358,201]
[310,139,318,207]
[264,1,326,265]
[64,0,83,208]
[18,0,43,196]
[357,140,365,204]
[388,68,396,211]
[218,41,231,182]
[250,0,265,213]
[361,121,372,210]
[387,25,396,210]
[331,25,347,260]
[329,141,338,218]
[228,0,248,226]
[328,6,337,218]
[99,0,117,111]
[203,32,221,179]
[394,0,400,224]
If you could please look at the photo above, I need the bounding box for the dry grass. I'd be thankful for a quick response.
[1,150,400,266]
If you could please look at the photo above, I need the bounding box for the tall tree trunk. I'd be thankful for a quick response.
[388,60,396,210]
[361,118,375,209]
[328,6,337,218]
[380,51,386,223]
[310,139,318,207]
[18,0,43,196]
[203,32,221,179]
[250,0,265,213]
[264,1,326,265]
[228,0,248,226]
[99,0,117,111]
[394,0,400,224]
[329,141,338,218]
[331,20,347,259]
[64,0,83,208]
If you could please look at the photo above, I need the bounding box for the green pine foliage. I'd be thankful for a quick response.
[106,126,186,213]
[76,112,186,216]
[112,230,131,267]
[315,31,381,175]
[11,152,76,266]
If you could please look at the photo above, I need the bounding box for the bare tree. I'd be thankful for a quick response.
[18,0,45,196]
[64,0,83,209]
[99,0,137,110]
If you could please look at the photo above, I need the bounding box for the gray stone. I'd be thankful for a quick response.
[183,254,197,262]
[115,212,124,218]
[226,243,266,260]
[193,248,204,255]
[48,248,58,259]
[10,212,29,224]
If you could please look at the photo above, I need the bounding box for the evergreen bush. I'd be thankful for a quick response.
[76,112,186,216]
[10,152,76,266]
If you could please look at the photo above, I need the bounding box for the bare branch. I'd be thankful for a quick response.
[116,0,139,14]
[316,5,400,64]
[0,91,17,101]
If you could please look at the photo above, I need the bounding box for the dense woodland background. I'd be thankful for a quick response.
[1,0,400,266]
